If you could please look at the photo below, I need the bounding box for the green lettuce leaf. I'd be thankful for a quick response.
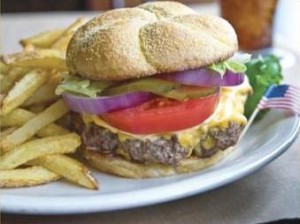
[208,55,250,75]
[55,75,111,97]
[245,55,283,120]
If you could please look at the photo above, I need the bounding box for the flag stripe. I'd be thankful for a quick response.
[259,100,300,107]
[259,98,300,106]
[259,101,300,109]
[259,105,300,113]
[286,89,300,94]
[257,84,300,116]
[259,103,300,111]
[289,86,300,93]
[261,106,299,113]
[259,103,300,109]
[287,92,300,98]
[285,93,299,100]
[259,97,299,104]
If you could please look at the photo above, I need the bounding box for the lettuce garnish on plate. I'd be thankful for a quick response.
[244,55,283,120]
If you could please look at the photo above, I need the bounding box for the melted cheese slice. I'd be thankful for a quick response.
[82,78,252,155]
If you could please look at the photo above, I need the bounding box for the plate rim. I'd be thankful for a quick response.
[1,114,299,215]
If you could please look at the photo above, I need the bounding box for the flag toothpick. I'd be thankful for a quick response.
[238,84,300,143]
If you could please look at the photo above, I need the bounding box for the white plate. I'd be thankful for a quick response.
[1,110,299,214]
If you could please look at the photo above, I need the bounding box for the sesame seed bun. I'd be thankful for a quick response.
[66,1,238,81]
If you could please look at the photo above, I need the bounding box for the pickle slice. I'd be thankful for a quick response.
[164,86,219,100]
[104,77,219,100]
[104,78,179,96]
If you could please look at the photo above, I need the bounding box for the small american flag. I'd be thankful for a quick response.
[258,84,300,115]
[238,84,300,142]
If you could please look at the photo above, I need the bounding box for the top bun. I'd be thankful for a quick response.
[67,1,238,81]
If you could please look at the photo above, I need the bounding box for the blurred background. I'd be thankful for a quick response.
[1,0,300,54]
[2,0,213,12]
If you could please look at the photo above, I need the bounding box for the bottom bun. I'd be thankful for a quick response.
[83,147,233,178]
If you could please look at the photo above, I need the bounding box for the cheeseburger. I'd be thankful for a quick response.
[57,1,252,178]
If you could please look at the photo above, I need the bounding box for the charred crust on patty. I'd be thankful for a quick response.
[73,115,243,166]
[122,136,187,165]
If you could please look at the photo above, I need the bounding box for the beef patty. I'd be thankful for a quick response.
[70,113,242,166]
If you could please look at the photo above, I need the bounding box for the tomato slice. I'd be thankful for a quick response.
[101,89,220,134]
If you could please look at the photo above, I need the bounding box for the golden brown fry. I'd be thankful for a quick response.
[23,69,63,106]
[0,67,31,94]
[0,127,17,155]
[0,19,100,191]
[30,154,98,190]
[1,99,69,150]
[0,127,17,138]
[1,70,47,115]
[23,43,36,52]
[0,93,4,106]
[0,61,10,75]
[1,108,34,127]
[28,104,48,113]
[0,166,60,188]
[0,133,80,170]
[23,83,58,106]
[37,124,69,137]
[49,70,65,83]
[0,74,3,83]
[1,108,69,137]
[1,49,67,70]
[20,29,64,49]
[51,18,87,52]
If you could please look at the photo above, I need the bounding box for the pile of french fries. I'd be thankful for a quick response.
[0,19,99,190]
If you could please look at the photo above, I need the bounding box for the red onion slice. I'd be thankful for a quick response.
[62,92,153,115]
[158,68,245,86]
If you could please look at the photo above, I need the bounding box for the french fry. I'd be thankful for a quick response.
[0,93,4,106]
[38,124,69,137]
[1,108,69,137]
[23,43,36,52]
[1,108,34,127]
[29,154,98,190]
[28,104,48,113]
[1,99,69,150]
[0,19,101,191]
[23,83,58,106]
[0,127,17,155]
[0,166,60,188]
[51,18,86,51]
[20,29,64,49]
[0,74,3,83]
[0,61,10,75]
[1,49,67,70]
[0,127,17,139]
[49,69,65,84]
[0,67,31,94]
[0,133,80,170]
[1,70,47,115]
[23,70,64,106]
